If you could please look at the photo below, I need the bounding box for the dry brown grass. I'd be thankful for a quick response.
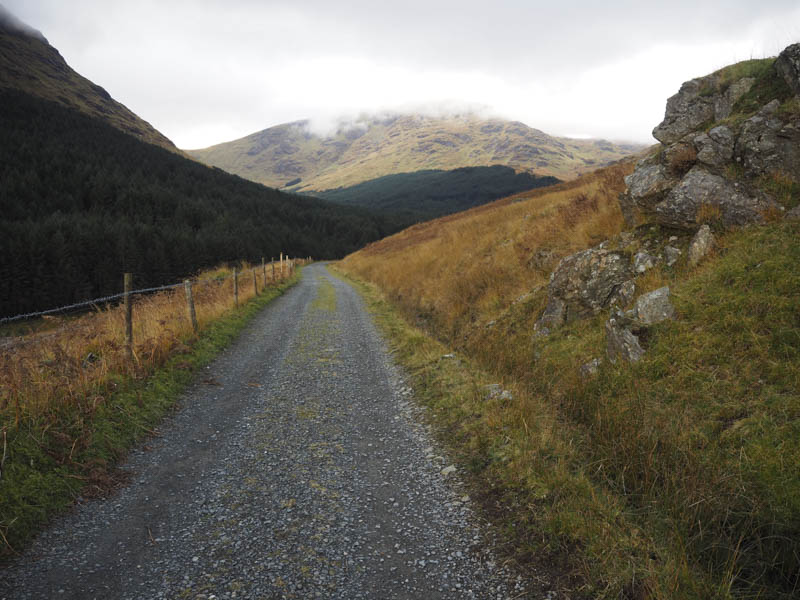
[338,165,800,596]
[0,259,304,428]
[667,144,697,176]
[695,202,723,226]
[340,161,633,339]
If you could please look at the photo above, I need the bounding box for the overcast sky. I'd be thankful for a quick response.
[5,1,800,148]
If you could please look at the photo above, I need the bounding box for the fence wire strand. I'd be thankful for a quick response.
[0,281,192,324]
[0,264,275,326]
[0,259,300,326]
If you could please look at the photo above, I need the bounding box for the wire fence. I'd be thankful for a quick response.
[0,255,305,327]
[0,282,187,325]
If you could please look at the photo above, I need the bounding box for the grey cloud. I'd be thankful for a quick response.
[3,0,799,147]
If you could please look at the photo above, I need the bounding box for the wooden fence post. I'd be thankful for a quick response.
[262,257,267,290]
[280,252,284,278]
[184,280,198,333]
[123,272,133,363]
[233,267,239,308]
[252,268,257,296]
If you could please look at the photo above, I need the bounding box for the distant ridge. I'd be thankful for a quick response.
[187,113,644,192]
[0,5,180,154]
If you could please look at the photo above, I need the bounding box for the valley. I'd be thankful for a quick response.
[1,3,799,599]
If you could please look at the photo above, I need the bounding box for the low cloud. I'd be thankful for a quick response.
[5,0,800,147]
[0,4,46,41]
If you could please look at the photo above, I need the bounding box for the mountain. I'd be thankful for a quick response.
[186,114,645,192]
[0,88,393,318]
[316,165,560,222]
[0,5,179,154]
[0,9,393,318]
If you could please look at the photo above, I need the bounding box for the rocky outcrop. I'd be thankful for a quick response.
[535,44,800,362]
[657,167,774,229]
[652,77,754,144]
[623,43,800,232]
[736,100,800,177]
[536,247,634,329]
[775,43,800,95]
[534,228,693,335]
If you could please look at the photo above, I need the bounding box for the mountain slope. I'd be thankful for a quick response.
[316,165,560,222]
[337,48,800,598]
[0,88,393,318]
[0,6,179,154]
[187,114,644,191]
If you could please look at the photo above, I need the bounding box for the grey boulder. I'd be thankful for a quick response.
[543,247,634,325]
[633,287,676,325]
[736,101,800,179]
[688,224,715,266]
[775,42,800,95]
[605,316,645,364]
[655,166,775,229]
[694,125,734,168]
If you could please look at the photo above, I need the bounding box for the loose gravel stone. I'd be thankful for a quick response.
[1,264,528,599]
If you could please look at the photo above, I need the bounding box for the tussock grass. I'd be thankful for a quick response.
[337,160,800,597]
[0,261,303,557]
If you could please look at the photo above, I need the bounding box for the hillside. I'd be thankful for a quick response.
[0,6,179,154]
[0,87,393,319]
[316,165,560,223]
[338,45,800,598]
[187,114,643,192]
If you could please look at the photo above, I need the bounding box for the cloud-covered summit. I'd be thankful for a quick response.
[0,4,46,42]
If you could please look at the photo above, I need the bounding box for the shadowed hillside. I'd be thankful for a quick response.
[0,88,391,318]
[315,165,560,223]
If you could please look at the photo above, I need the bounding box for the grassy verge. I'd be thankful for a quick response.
[0,270,300,559]
[335,219,800,598]
[331,266,617,596]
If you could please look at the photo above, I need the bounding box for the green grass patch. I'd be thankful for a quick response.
[707,58,775,94]
[0,271,300,560]
[758,171,800,210]
[725,59,794,123]
[311,276,337,313]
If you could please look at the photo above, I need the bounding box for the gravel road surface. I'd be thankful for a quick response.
[0,264,527,599]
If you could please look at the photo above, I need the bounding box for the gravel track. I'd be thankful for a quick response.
[0,264,526,599]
